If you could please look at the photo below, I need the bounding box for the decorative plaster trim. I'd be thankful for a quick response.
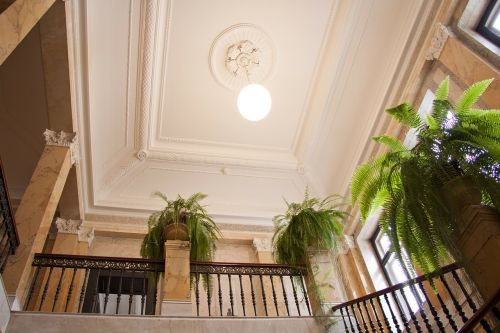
[43,129,79,165]
[77,225,95,247]
[252,238,272,252]
[135,0,158,154]
[55,218,82,234]
[209,23,275,91]
[425,23,449,61]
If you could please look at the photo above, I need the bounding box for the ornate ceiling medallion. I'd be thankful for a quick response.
[209,24,275,91]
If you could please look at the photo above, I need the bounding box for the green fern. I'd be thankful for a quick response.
[351,77,499,275]
[140,192,221,262]
[272,190,347,267]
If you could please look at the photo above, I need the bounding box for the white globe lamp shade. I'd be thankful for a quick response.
[237,84,272,121]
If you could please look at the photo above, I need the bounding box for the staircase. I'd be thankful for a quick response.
[330,264,499,332]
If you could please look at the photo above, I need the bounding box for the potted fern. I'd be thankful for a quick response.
[272,190,347,266]
[351,77,499,275]
[272,190,347,315]
[140,192,221,261]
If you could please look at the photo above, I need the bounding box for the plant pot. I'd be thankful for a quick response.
[442,176,482,216]
[164,223,189,241]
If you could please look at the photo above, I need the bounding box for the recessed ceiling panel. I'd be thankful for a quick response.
[158,0,335,150]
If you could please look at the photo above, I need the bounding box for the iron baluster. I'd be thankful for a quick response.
[141,270,146,315]
[339,307,349,332]
[39,267,54,311]
[376,295,391,332]
[398,288,421,333]
[279,275,290,316]
[227,274,234,315]
[64,268,77,312]
[128,276,134,315]
[435,287,458,331]
[383,292,401,333]
[451,270,492,332]
[116,270,123,315]
[195,273,200,316]
[238,274,246,317]
[259,274,268,316]
[391,290,411,333]
[357,301,369,332]
[344,305,356,333]
[206,273,212,316]
[270,275,279,316]
[78,268,90,312]
[369,298,384,333]
[290,276,301,316]
[250,275,257,316]
[439,274,467,324]
[299,275,312,316]
[152,270,159,315]
[52,267,66,312]
[92,268,101,313]
[363,299,376,332]
[417,281,445,332]
[103,269,112,313]
[350,303,362,332]
[217,273,223,316]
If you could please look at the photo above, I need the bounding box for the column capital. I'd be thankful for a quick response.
[77,225,95,247]
[55,217,82,234]
[43,129,79,165]
[426,22,449,61]
[252,237,272,252]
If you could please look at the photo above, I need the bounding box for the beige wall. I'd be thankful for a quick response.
[214,240,257,263]
[89,236,142,258]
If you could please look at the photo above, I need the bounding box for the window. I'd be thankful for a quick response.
[476,0,500,46]
[371,228,423,312]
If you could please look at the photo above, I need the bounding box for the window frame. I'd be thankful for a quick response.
[370,227,424,308]
[476,0,500,46]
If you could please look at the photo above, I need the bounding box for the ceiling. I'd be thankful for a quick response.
[70,0,438,229]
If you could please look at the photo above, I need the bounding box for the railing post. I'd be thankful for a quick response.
[161,240,191,315]
[454,205,500,301]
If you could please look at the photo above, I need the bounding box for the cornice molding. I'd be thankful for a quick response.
[55,218,82,234]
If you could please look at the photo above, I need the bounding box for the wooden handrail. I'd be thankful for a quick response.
[456,288,500,333]
[332,263,460,311]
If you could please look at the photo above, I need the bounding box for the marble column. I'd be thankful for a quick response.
[306,248,346,316]
[344,236,375,294]
[0,0,56,65]
[253,238,274,264]
[252,238,280,316]
[161,240,191,316]
[3,130,77,310]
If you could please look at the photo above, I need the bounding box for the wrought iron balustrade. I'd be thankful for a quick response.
[190,261,311,317]
[0,158,19,272]
[457,288,500,333]
[332,263,498,332]
[25,253,164,315]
